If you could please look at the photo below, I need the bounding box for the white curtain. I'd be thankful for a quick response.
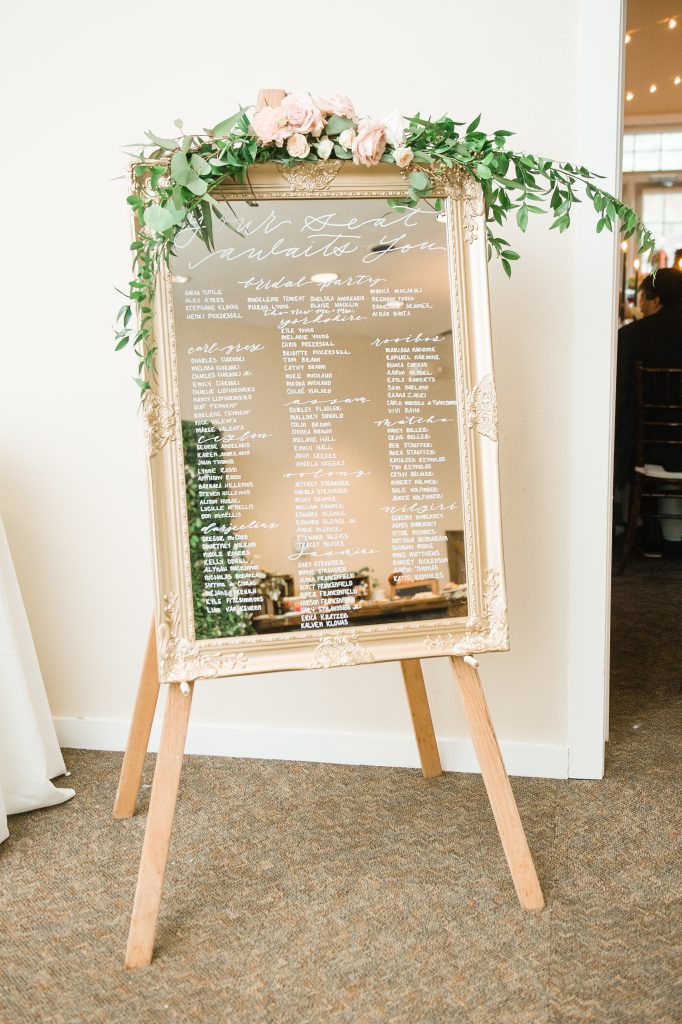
[0,517,74,843]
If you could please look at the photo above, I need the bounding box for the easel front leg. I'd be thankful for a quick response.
[114,620,161,819]
[401,659,443,778]
[451,657,544,911]
[125,681,194,968]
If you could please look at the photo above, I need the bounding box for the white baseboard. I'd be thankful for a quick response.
[54,716,569,779]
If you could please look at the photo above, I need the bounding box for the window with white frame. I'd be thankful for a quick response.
[623,132,682,173]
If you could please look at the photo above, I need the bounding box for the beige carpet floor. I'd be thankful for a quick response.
[1,560,681,1023]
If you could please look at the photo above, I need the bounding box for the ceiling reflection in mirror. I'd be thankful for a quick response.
[170,196,467,640]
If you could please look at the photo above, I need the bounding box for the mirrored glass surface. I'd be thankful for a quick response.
[170,196,467,639]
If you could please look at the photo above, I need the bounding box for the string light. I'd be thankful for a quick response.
[675,75,682,85]
[621,240,629,253]
[626,91,634,101]
[649,83,658,93]
[623,13,682,38]
[633,258,641,270]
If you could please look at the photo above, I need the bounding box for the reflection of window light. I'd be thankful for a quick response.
[383,299,404,309]
[171,274,190,284]
[623,131,682,172]
[310,272,339,284]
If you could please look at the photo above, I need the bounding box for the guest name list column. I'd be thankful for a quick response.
[272,290,369,630]
[185,286,270,621]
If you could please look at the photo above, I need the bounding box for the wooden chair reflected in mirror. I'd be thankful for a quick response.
[618,364,682,573]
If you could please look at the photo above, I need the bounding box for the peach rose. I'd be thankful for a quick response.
[393,146,414,169]
[287,133,310,158]
[281,92,323,137]
[352,118,387,167]
[338,127,356,151]
[317,137,334,160]
[316,94,357,120]
[251,105,290,146]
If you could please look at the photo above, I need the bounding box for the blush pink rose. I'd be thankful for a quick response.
[393,146,414,168]
[251,105,291,146]
[315,94,357,120]
[351,118,387,167]
[281,92,323,137]
[287,133,311,158]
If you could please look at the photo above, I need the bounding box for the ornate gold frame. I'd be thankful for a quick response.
[142,162,508,681]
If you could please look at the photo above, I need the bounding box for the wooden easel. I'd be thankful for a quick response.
[114,621,544,968]
[116,86,543,966]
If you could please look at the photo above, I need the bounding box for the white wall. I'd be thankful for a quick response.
[1,0,620,778]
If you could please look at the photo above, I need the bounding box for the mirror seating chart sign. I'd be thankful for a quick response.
[117,130,545,970]
[146,162,508,679]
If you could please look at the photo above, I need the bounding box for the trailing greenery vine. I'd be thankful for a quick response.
[182,419,255,639]
[116,103,655,392]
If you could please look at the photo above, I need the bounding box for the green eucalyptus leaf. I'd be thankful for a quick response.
[145,130,178,150]
[190,153,211,176]
[212,110,243,138]
[185,175,208,196]
[170,150,194,185]
[142,204,175,232]
[409,170,430,191]
[333,144,353,159]
[325,115,354,136]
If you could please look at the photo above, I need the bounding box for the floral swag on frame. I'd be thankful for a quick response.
[116,90,655,391]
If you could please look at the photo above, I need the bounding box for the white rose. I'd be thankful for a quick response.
[393,146,414,168]
[382,109,407,149]
[286,133,310,158]
[338,127,356,151]
[317,137,334,160]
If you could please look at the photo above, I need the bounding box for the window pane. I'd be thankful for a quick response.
[642,193,665,219]
[660,149,682,170]
[661,133,682,152]
[635,133,662,152]
[634,151,661,171]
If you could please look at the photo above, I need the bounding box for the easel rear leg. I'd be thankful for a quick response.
[114,620,161,819]
[401,659,443,778]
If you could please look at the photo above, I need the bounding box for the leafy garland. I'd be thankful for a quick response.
[116,96,655,394]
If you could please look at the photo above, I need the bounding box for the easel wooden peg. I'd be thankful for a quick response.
[254,89,286,111]
[450,655,545,911]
